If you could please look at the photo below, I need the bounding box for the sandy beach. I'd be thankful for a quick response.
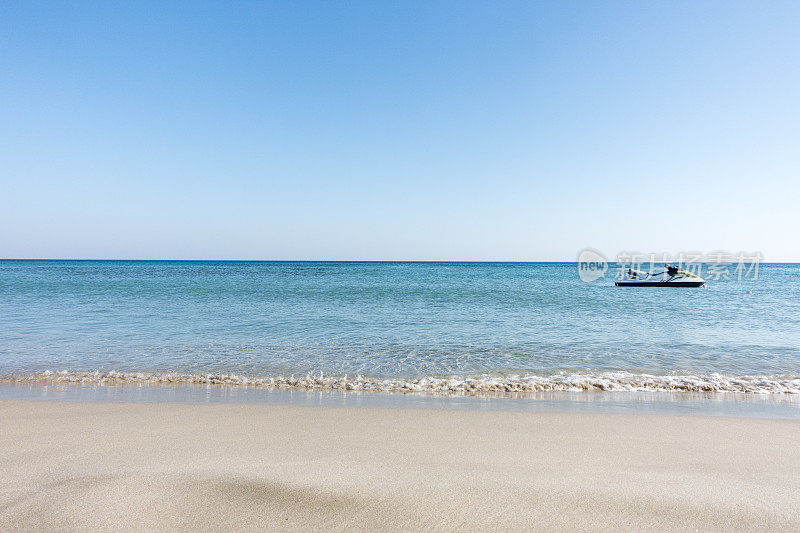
[1,400,799,531]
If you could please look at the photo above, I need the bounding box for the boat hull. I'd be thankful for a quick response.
[615,281,705,287]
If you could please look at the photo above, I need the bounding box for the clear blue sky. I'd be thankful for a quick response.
[1,1,798,260]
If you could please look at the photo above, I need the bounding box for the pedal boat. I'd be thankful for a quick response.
[615,266,705,287]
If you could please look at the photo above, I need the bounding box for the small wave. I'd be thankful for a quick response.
[2,370,800,395]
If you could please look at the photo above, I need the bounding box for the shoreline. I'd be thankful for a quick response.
[3,381,800,420]
[2,399,800,530]
[4,369,800,394]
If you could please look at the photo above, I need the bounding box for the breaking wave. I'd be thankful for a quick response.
[3,370,800,395]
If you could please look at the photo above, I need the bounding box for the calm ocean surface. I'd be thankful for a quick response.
[2,260,800,393]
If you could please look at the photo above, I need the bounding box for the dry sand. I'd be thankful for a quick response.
[1,399,799,531]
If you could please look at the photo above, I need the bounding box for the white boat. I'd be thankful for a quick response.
[615,264,705,287]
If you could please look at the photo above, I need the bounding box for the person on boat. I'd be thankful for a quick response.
[665,264,679,276]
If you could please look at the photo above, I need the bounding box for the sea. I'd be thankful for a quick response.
[2,260,800,414]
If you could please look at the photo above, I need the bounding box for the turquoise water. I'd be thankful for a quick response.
[1,260,799,392]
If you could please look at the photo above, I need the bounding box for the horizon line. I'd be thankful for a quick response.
[1,258,795,264]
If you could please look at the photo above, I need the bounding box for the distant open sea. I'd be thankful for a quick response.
[2,260,800,395]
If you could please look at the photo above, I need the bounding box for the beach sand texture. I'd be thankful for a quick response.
[2,400,799,531]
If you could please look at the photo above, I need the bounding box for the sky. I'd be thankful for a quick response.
[1,1,799,261]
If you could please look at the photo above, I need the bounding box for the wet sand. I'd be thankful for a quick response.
[2,400,799,530]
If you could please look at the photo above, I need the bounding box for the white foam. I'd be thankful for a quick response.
[3,370,800,395]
